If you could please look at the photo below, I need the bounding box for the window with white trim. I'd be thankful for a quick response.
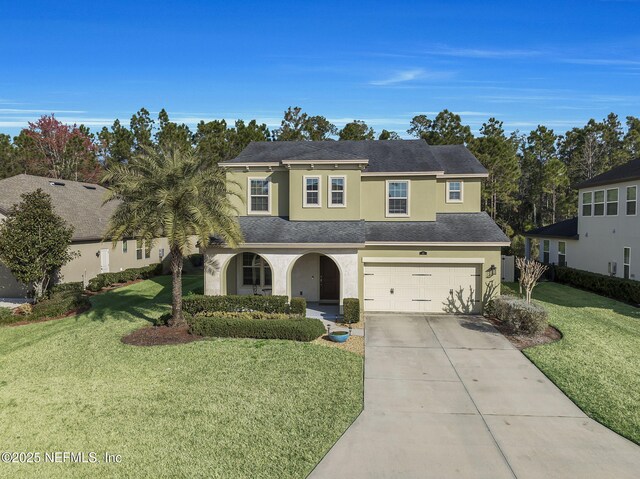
[594,190,605,216]
[447,181,463,202]
[387,180,409,216]
[249,178,270,213]
[606,188,618,216]
[624,247,631,280]
[122,240,128,254]
[582,191,592,216]
[558,241,566,267]
[136,239,143,260]
[627,186,637,216]
[303,176,320,207]
[329,176,346,207]
[542,240,550,264]
[242,252,272,287]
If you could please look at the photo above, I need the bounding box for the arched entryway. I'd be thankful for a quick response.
[223,252,273,295]
[290,253,341,304]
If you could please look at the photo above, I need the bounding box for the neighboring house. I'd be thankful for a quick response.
[525,158,640,280]
[204,140,509,313]
[0,174,174,297]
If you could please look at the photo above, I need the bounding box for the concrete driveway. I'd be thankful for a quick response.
[309,314,640,479]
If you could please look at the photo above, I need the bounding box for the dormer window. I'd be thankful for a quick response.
[386,180,409,217]
[303,176,321,208]
[248,178,270,214]
[446,181,463,203]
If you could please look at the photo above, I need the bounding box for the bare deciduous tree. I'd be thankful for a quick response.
[516,257,548,303]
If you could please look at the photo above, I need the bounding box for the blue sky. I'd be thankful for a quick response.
[1,0,639,137]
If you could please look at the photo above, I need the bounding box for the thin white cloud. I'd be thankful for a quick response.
[0,108,86,114]
[562,58,640,66]
[370,68,428,86]
[425,46,542,59]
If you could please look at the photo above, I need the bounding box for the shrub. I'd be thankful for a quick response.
[289,297,306,316]
[0,307,18,326]
[490,296,548,336]
[342,298,360,324]
[188,254,204,267]
[87,264,163,292]
[554,266,640,304]
[14,302,33,316]
[49,282,84,296]
[30,290,91,321]
[182,294,289,315]
[187,313,325,342]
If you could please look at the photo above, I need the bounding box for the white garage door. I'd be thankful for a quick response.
[363,263,482,313]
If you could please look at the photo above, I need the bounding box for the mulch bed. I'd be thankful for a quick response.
[487,317,562,350]
[7,305,92,327]
[122,325,203,346]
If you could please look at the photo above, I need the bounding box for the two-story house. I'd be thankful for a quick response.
[525,158,640,280]
[203,140,510,313]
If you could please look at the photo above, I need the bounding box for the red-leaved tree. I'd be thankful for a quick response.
[20,115,101,182]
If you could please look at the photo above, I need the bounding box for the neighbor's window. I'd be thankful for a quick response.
[122,240,128,254]
[329,176,346,207]
[447,181,463,202]
[606,188,618,216]
[249,178,270,213]
[624,247,631,279]
[582,191,592,216]
[558,241,566,267]
[136,239,143,260]
[144,242,151,259]
[594,190,605,216]
[627,186,637,215]
[543,240,550,264]
[303,176,321,207]
[242,252,272,287]
[387,180,409,216]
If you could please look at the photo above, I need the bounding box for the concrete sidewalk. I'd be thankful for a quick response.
[309,314,640,478]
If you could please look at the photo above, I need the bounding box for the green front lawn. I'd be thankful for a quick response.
[0,276,363,478]
[503,281,640,444]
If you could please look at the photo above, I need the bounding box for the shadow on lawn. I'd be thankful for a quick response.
[86,275,203,324]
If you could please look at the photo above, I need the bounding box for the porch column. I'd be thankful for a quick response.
[325,251,359,301]
[204,249,235,296]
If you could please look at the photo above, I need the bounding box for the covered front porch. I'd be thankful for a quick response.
[204,247,359,311]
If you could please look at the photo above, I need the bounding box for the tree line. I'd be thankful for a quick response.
[0,106,638,251]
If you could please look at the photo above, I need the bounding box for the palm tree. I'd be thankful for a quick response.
[102,144,242,326]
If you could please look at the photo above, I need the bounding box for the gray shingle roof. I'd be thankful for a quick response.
[213,216,366,244]
[365,213,510,243]
[525,217,579,239]
[575,158,640,189]
[0,174,116,242]
[223,140,488,174]
[212,213,508,245]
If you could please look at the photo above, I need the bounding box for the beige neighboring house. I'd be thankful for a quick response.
[0,174,174,298]
[525,158,640,280]
[204,140,510,314]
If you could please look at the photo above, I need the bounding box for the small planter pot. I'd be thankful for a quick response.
[328,330,350,343]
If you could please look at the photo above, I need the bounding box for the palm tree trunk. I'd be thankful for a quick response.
[168,245,184,327]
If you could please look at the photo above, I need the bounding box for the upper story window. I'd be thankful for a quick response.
[581,191,592,216]
[136,239,143,260]
[606,188,618,216]
[249,178,270,214]
[303,176,321,207]
[122,240,128,254]
[542,239,550,264]
[446,181,463,203]
[594,190,605,216]
[329,176,346,207]
[626,186,637,215]
[558,241,566,267]
[386,180,409,216]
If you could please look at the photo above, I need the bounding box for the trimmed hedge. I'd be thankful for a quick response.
[289,297,307,316]
[49,282,84,296]
[87,263,163,292]
[182,294,289,315]
[490,296,548,336]
[0,307,18,326]
[31,290,91,320]
[188,313,326,341]
[342,298,360,324]
[554,265,640,304]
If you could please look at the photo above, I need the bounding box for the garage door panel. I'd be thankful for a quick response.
[364,263,481,313]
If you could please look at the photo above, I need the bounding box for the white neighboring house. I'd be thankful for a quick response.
[525,158,640,280]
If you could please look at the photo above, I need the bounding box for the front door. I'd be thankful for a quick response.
[319,255,339,302]
[100,248,110,273]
